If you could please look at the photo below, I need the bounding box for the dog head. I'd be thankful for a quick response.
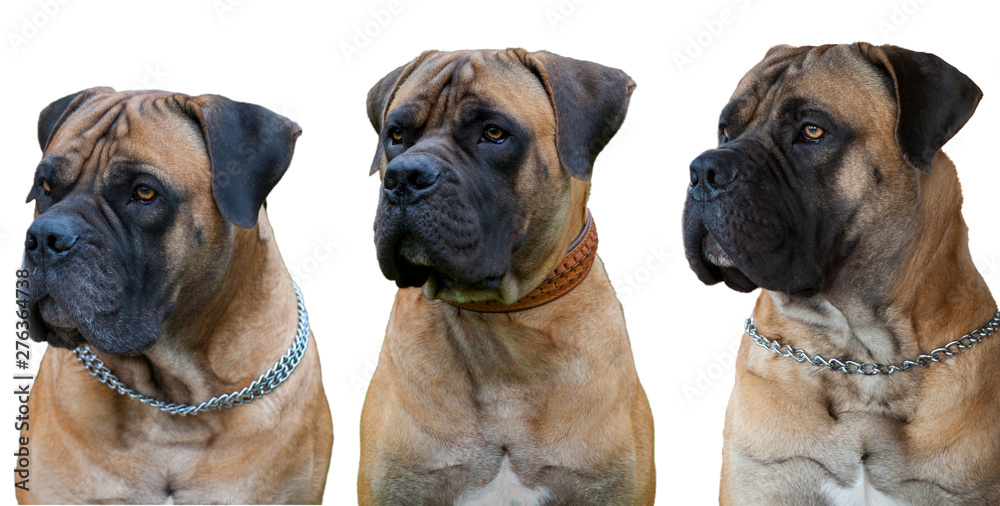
[682,43,981,296]
[368,49,634,304]
[23,87,300,354]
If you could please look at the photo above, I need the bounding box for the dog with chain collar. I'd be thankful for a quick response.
[18,88,333,504]
[683,43,1000,504]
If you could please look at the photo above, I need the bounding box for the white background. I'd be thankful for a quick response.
[2,0,998,504]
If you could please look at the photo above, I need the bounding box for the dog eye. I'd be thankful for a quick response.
[389,128,403,145]
[132,185,157,203]
[721,126,729,143]
[802,124,825,141]
[482,125,507,143]
[39,178,51,196]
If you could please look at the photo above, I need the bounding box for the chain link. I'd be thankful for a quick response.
[745,308,1000,375]
[71,280,311,416]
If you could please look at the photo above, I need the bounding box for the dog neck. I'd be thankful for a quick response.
[757,153,997,370]
[383,249,633,394]
[90,209,301,408]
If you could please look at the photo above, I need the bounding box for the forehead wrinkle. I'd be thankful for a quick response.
[441,53,476,119]
[730,46,832,124]
[393,56,464,130]
[390,50,554,140]
[93,105,132,183]
[113,96,210,193]
[730,62,793,131]
[784,50,895,131]
[468,53,551,129]
[731,45,879,133]
[46,101,129,192]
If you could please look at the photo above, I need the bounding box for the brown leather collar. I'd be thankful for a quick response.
[445,212,598,313]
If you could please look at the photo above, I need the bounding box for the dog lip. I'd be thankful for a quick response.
[390,233,504,291]
[397,234,435,267]
[38,296,76,329]
[702,233,736,268]
[438,273,502,291]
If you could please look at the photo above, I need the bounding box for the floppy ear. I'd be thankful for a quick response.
[858,43,982,173]
[366,52,433,176]
[183,95,301,228]
[515,49,635,180]
[763,44,797,59]
[37,87,115,152]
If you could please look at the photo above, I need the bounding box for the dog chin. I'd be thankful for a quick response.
[698,235,760,293]
[32,299,86,349]
[421,271,506,303]
[703,234,736,268]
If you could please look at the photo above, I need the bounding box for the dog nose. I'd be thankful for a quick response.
[689,150,738,201]
[25,216,79,259]
[383,155,441,204]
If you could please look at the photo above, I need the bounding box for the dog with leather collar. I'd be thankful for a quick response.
[359,49,655,505]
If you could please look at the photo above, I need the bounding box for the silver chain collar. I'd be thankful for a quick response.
[745,308,1000,375]
[71,280,311,416]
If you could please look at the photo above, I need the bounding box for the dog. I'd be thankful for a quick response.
[683,43,999,504]
[17,88,333,504]
[359,49,655,505]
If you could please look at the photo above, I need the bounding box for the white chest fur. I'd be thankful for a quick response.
[455,456,550,506]
[819,464,909,506]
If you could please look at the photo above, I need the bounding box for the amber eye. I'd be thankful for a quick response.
[40,178,51,195]
[483,125,506,143]
[803,124,825,141]
[390,128,402,144]
[722,126,729,141]
[133,185,157,203]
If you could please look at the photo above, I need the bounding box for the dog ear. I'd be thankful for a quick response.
[183,95,301,228]
[516,49,635,181]
[859,43,982,173]
[366,52,433,176]
[763,44,797,58]
[37,87,115,152]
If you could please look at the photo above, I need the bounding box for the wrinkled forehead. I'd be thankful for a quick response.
[387,50,553,129]
[40,91,208,188]
[723,44,895,129]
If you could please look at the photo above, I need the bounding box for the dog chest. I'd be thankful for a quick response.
[455,455,552,506]
[818,464,910,506]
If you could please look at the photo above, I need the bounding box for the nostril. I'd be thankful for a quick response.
[690,169,699,185]
[47,233,76,253]
[411,169,439,190]
[714,167,735,187]
[384,172,399,191]
[706,168,717,186]
[25,234,37,251]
